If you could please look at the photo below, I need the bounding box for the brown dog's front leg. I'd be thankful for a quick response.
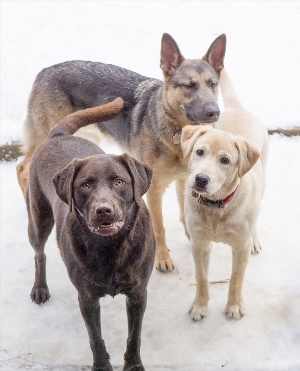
[123,292,147,371]
[31,252,50,304]
[78,295,112,371]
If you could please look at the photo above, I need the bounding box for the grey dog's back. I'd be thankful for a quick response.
[37,61,148,107]
[25,61,162,153]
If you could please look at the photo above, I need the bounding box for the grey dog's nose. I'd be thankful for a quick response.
[205,104,220,119]
[195,173,210,188]
[95,203,113,215]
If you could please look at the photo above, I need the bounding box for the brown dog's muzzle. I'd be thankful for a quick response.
[89,201,125,236]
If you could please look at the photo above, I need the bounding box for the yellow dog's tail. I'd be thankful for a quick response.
[48,98,124,139]
[220,69,243,109]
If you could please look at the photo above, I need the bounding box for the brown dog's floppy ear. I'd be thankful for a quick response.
[119,154,153,207]
[202,34,226,73]
[235,137,260,177]
[160,33,185,76]
[52,158,83,213]
[181,125,208,158]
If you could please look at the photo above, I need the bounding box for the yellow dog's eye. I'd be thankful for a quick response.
[115,178,125,186]
[220,157,229,165]
[196,149,204,157]
[82,182,91,189]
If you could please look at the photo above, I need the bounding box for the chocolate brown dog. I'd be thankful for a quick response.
[26,98,155,371]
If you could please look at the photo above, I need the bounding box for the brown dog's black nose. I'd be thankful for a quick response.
[95,203,113,215]
[195,173,210,188]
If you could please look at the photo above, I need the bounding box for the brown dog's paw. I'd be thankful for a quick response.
[92,365,113,371]
[30,285,50,304]
[123,363,145,371]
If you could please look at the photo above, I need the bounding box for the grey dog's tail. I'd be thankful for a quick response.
[48,98,124,139]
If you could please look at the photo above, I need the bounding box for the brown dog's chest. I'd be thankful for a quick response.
[101,269,138,296]
[64,243,141,298]
[68,259,140,297]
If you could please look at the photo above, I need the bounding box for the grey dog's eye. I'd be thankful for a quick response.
[196,149,204,157]
[185,81,197,89]
[220,157,229,165]
[81,182,91,189]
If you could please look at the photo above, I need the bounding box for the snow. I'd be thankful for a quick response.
[1,1,300,370]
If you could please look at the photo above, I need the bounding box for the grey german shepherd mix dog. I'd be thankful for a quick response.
[17,33,226,272]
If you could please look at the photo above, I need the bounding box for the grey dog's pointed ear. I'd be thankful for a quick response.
[52,158,83,213]
[160,33,185,76]
[202,34,226,73]
[119,153,153,206]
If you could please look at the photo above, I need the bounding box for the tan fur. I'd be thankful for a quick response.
[182,69,269,320]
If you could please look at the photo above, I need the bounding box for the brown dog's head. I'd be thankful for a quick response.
[53,153,152,236]
[181,125,260,198]
[160,33,226,126]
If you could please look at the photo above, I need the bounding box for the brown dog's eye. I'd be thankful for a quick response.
[81,182,91,189]
[220,157,229,165]
[115,178,125,186]
[196,149,204,157]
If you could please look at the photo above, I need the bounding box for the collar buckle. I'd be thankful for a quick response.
[171,127,181,144]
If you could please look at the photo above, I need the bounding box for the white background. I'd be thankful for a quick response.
[1,1,300,370]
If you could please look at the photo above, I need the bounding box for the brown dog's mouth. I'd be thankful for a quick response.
[90,220,125,236]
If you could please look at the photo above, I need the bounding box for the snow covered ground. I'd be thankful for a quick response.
[1,1,300,370]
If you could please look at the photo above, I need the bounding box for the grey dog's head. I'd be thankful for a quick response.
[160,33,226,126]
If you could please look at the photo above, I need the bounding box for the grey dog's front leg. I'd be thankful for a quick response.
[78,295,112,371]
[123,292,147,371]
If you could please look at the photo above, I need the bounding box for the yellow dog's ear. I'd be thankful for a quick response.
[181,125,208,158]
[235,137,260,177]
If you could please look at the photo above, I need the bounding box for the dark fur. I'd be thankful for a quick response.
[18,33,226,272]
[26,99,155,371]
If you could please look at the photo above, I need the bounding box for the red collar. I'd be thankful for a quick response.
[192,186,238,208]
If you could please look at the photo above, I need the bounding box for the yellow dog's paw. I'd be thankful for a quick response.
[225,303,245,320]
[189,303,208,321]
[251,234,261,254]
